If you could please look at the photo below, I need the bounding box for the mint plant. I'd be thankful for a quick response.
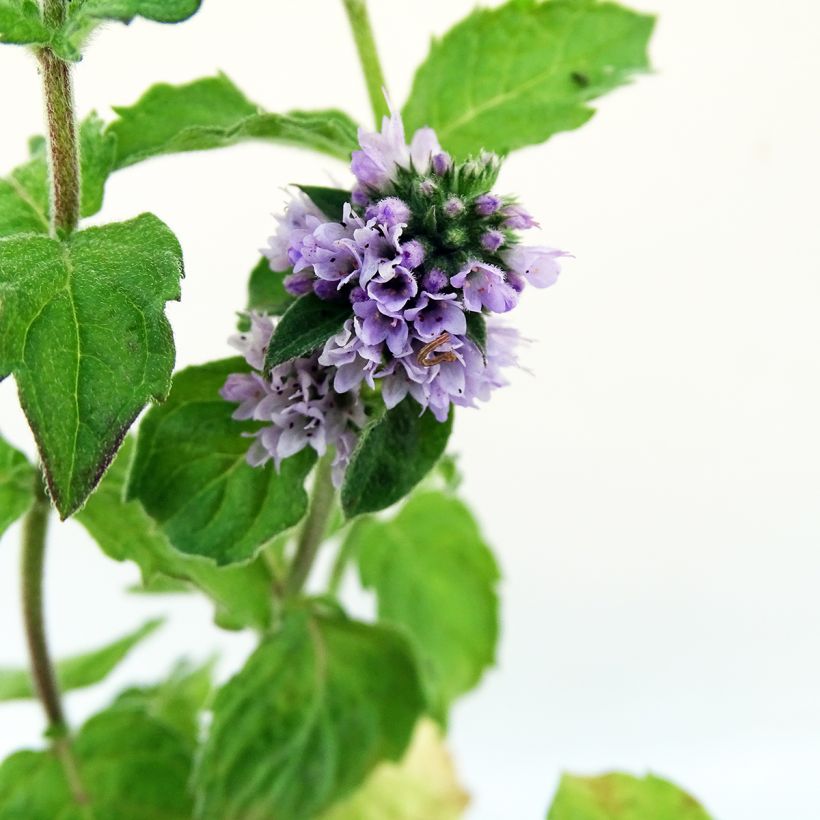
[0,0,716,817]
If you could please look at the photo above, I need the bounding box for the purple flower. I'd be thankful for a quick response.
[480,230,505,253]
[367,267,419,312]
[353,300,410,356]
[474,194,502,216]
[222,313,366,485]
[365,197,410,227]
[501,204,538,230]
[431,152,452,175]
[421,268,448,293]
[404,292,467,340]
[443,197,465,217]
[450,260,519,313]
[503,245,567,288]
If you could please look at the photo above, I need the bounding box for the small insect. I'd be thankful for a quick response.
[570,71,590,88]
[417,332,458,367]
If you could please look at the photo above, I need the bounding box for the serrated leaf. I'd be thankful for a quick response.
[321,718,469,820]
[126,358,315,565]
[0,702,194,819]
[0,213,183,518]
[0,114,117,238]
[264,293,351,372]
[246,256,295,317]
[194,609,425,820]
[55,0,201,61]
[0,0,51,48]
[0,434,34,539]
[547,772,713,820]
[0,618,162,701]
[112,657,214,745]
[296,185,350,220]
[77,435,275,630]
[402,0,655,157]
[341,399,453,518]
[347,491,499,720]
[108,74,359,168]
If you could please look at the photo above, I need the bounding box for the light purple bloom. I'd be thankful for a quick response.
[404,292,467,340]
[501,204,539,230]
[480,230,505,253]
[475,194,502,216]
[367,268,418,312]
[450,261,519,313]
[353,300,410,356]
[503,245,567,288]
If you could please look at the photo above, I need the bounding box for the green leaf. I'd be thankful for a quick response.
[78,436,275,630]
[0,703,194,819]
[108,74,359,168]
[347,491,499,719]
[56,0,201,61]
[402,0,655,157]
[194,609,425,820]
[0,435,34,539]
[112,657,214,745]
[78,113,117,219]
[246,256,295,317]
[0,0,51,48]
[264,293,351,372]
[296,185,350,220]
[0,618,162,701]
[547,772,714,820]
[341,399,453,518]
[126,358,315,565]
[0,115,117,238]
[0,213,183,518]
[465,311,487,359]
[321,718,469,820]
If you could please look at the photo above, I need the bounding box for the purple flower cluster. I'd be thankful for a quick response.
[221,314,365,486]
[260,107,567,423]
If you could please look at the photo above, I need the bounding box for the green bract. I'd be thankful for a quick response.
[403,0,655,157]
[0,213,183,517]
[194,609,425,820]
[126,358,315,565]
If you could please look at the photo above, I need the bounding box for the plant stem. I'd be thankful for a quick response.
[38,0,80,237]
[286,454,336,596]
[21,480,88,805]
[341,0,390,126]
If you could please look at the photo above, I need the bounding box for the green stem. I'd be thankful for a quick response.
[327,535,354,598]
[286,454,336,596]
[21,480,88,805]
[341,0,390,126]
[38,0,80,237]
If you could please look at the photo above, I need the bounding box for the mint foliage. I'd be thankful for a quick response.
[0,1,51,48]
[547,772,714,819]
[78,437,275,630]
[341,400,453,518]
[296,185,352,220]
[0,435,34,539]
[0,702,195,819]
[194,609,425,820]
[402,0,655,157]
[346,491,499,720]
[264,294,351,372]
[126,358,315,565]
[246,256,295,318]
[108,74,359,168]
[0,213,183,518]
[0,618,162,701]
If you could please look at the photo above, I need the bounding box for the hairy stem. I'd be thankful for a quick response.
[38,0,80,237]
[287,454,336,596]
[21,480,88,804]
[341,0,389,126]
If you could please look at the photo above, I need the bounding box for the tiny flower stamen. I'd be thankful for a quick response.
[417,332,458,367]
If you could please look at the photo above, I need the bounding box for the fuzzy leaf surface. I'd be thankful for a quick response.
[0,435,34,539]
[246,256,295,318]
[194,609,425,820]
[0,703,194,819]
[77,437,275,630]
[296,185,350,220]
[109,74,358,168]
[0,618,162,701]
[547,772,713,819]
[0,213,182,517]
[126,358,314,565]
[0,0,51,48]
[263,293,351,372]
[341,399,453,518]
[347,491,499,719]
[403,0,655,157]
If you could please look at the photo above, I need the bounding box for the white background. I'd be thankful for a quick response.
[1,1,820,817]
